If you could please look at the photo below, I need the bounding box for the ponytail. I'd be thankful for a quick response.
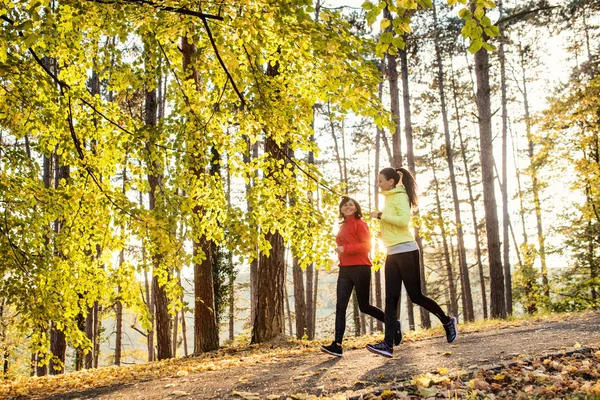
[380,167,419,210]
[398,167,418,210]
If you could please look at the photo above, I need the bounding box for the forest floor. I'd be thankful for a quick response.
[2,311,600,399]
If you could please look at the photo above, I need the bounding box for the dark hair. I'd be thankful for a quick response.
[379,167,418,209]
[338,196,363,220]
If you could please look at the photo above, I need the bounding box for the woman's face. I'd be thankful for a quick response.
[340,200,357,218]
[377,173,396,192]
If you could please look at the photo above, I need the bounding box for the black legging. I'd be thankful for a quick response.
[384,249,449,346]
[334,265,385,343]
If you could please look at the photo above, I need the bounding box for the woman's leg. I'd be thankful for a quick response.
[400,250,450,324]
[353,265,385,322]
[334,267,354,344]
[383,255,403,347]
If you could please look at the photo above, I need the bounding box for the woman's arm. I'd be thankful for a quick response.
[342,220,372,254]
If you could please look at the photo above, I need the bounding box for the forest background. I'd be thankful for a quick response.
[0,0,598,379]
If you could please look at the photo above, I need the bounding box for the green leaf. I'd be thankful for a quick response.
[380,32,394,44]
[474,6,484,19]
[458,8,472,19]
[468,38,484,54]
[362,1,375,11]
[392,36,405,49]
[485,25,500,37]
[482,42,497,51]
[380,18,391,30]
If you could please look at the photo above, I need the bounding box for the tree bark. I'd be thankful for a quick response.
[292,258,307,339]
[433,1,474,321]
[451,64,488,319]
[498,0,513,316]
[431,156,459,318]
[145,63,172,359]
[400,41,431,329]
[518,44,549,300]
[472,18,506,319]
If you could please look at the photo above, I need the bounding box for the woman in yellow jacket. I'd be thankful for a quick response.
[366,167,457,358]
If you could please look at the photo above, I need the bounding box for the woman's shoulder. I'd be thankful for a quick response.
[355,218,370,229]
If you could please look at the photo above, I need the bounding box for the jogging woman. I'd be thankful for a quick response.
[366,167,457,358]
[321,196,401,357]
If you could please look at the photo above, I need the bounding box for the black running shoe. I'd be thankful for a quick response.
[394,320,403,345]
[366,341,393,358]
[443,316,458,343]
[321,342,343,357]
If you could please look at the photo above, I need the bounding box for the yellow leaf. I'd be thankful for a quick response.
[176,370,189,377]
[437,367,449,375]
[574,342,582,348]
[414,375,431,387]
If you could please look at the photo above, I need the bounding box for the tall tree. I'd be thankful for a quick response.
[470,5,507,319]
[433,0,474,322]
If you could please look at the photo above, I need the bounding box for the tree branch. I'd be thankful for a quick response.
[199,13,246,109]
[83,0,223,21]
[496,6,558,26]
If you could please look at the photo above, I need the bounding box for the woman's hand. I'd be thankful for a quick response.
[335,246,344,254]
[370,211,379,219]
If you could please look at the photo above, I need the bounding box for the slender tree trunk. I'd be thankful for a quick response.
[510,125,529,244]
[227,165,235,343]
[181,300,188,356]
[115,264,123,365]
[498,0,513,316]
[50,164,69,374]
[140,187,155,362]
[433,1,474,321]
[472,19,506,319]
[450,61,488,320]
[383,7,415,328]
[400,44,431,329]
[172,303,178,357]
[306,263,315,340]
[518,46,549,300]
[284,269,293,337]
[431,157,459,318]
[374,68,384,331]
[292,258,307,339]
[313,270,318,335]
[248,140,260,327]
[145,65,172,359]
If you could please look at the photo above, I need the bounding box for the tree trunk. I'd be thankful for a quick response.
[498,0,513,316]
[472,19,506,319]
[227,165,235,343]
[374,70,384,331]
[431,157,459,318]
[181,36,219,354]
[115,267,123,366]
[518,45,549,300]
[146,69,172,359]
[292,258,307,339]
[400,44,431,329]
[251,219,286,342]
[50,164,69,375]
[305,263,315,340]
[49,322,66,374]
[433,2,474,321]
[181,299,188,356]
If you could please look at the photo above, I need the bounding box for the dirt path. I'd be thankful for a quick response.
[45,312,600,399]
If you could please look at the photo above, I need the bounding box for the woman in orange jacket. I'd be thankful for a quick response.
[321,196,400,357]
